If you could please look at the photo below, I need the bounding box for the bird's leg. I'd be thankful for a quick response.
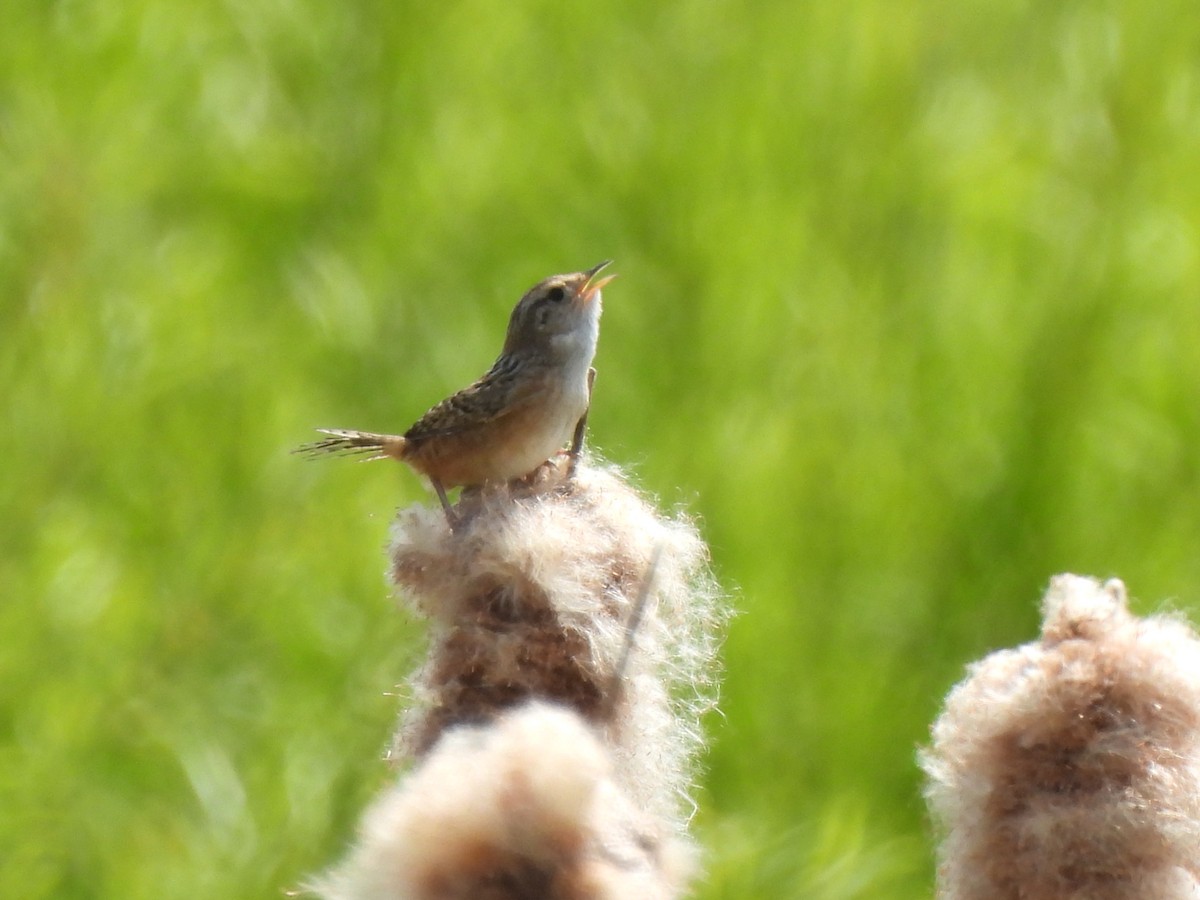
[566,367,596,478]
[431,478,460,529]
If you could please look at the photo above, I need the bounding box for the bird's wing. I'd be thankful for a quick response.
[403,356,543,444]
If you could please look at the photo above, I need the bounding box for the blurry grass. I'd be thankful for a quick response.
[3,1,1199,897]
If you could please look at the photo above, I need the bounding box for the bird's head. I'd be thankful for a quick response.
[503,261,614,360]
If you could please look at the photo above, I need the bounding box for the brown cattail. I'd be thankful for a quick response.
[922,574,1200,899]
[308,458,728,898]
[384,459,725,823]
[312,701,695,900]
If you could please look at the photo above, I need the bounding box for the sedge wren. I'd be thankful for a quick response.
[299,261,615,524]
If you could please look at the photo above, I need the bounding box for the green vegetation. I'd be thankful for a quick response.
[3,1,1198,897]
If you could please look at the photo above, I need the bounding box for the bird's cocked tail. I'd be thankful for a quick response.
[295,429,408,461]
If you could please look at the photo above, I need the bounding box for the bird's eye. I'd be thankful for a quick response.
[545,286,566,303]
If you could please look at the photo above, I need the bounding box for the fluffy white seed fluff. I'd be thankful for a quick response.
[922,574,1200,899]
[312,702,695,900]
[307,458,726,899]
[386,459,726,824]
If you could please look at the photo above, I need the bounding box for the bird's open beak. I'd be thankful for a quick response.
[579,259,616,302]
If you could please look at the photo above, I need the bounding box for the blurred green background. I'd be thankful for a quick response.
[3,1,1198,897]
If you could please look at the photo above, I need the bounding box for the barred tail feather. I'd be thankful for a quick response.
[295,429,407,460]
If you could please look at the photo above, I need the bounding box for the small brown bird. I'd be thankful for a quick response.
[299,261,614,524]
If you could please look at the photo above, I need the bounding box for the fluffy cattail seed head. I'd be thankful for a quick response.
[312,702,695,900]
[308,458,728,899]
[386,459,726,824]
[922,574,1200,899]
